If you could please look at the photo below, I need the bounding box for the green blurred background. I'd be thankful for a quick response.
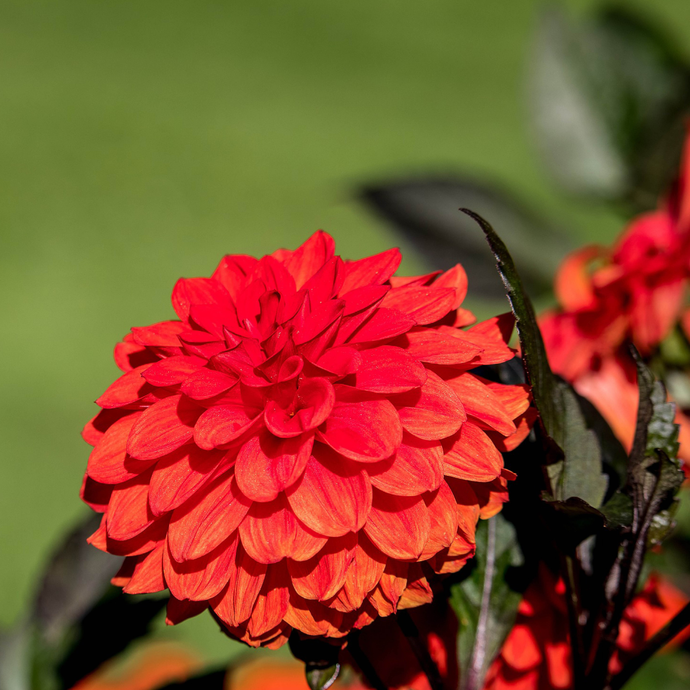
[2,0,690,681]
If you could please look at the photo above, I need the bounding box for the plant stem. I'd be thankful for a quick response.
[397,610,444,690]
[608,602,690,690]
[561,554,586,689]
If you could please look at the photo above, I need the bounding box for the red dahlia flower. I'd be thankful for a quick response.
[81,231,531,648]
[540,131,690,462]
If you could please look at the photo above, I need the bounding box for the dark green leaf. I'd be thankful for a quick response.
[450,515,523,690]
[358,176,571,300]
[468,209,610,508]
[601,492,634,530]
[528,6,690,209]
[540,496,607,549]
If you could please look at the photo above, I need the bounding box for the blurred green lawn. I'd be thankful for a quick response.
[2,0,690,673]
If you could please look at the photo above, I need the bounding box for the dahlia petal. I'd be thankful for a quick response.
[292,299,345,346]
[302,256,345,307]
[245,562,290,637]
[378,560,409,605]
[148,446,226,516]
[364,490,430,560]
[437,324,514,366]
[193,404,260,450]
[142,356,206,387]
[368,434,444,496]
[490,408,538,452]
[212,254,258,300]
[130,321,188,347]
[390,271,441,288]
[171,277,233,321]
[447,478,481,540]
[346,308,416,345]
[239,494,327,564]
[264,378,335,438]
[235,432,313,502]
[468,311,515,344]
[96,364,152,409]
[164,534,238,601]
[393,370,466,441]
[355,346,428,393]
[80,473,113,512]
[82,408,133,446]
[317,398,402,463]
[419,481,459,560]
[341,284,390,315]
[189,304,241,340]
[168,470,250,561]
[283,230,335,289]
[123,542,166,594]
[284,592,344,638]
[484,381,531,419]
[335,534,387,612]
[211,544,267,627]
[443,422,504,482]
[381,286,457,325]
[87,414,155,484]
[399,328,482,366]
[315,346,362,376]
[433,264,469,309]
[106,469,156,541]
[288,532,357,602]
[453,308,477,327]
[339,248,401,294]
[114,337,155,373]
[445,373,516,436]
[398,569,433,609]
[287,449,372,536]
[166,597,208,626]
[127,395,201,461]
[94,516,169,557]
[180,369,238,400]
[255,255,297,297]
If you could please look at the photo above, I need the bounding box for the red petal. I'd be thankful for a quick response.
[264,378,335,438]
[212,254,258,300]
[364,490,430,560]
[82,408,133,447]
[181,369,238,400]
[168,469,250,561]
[340,285,390,316]
[443,422,504,482]
[444,373,516,435]
[317,396,402,463]
[393,370,466,441]
[245,563,290,637]
[193,404,260,450]
[239,494,327,564]
[419,481,458,560]
[288,532,356,602]
[490,408,538,452]
[399,328,482,366]
[142,356,206,387]
[171,277,233,321]
[127,395,200,460]
[165,597,207,625]
[87,414,155,484]
[381,286,456,325]
[211,543,266,627]
[339,248,401,294]
[131,321,188,347]
[164,534,238,601]
[106,469,156,541]
[148,445,226,516]
[96,364,152,409]
[114,337,155,373]
[283,231,335,289]
[315,346,362,376]
[346,308,416,344]
[284,592,344,638]
[123,543,166,594]
[235,432,313,502]
[334,534,386,612]
[436,325,514,366]
[80,473,113,512]
[433,264,468,309]
[189,304,241,340]
[484,381,531,419]
[354,346,427,394]
[93,516,169,557]
[398,568,433,609]
[287,447,372,536]
[367,434,444,496]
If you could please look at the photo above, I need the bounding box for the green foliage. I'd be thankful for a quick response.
[450,515,523,690]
